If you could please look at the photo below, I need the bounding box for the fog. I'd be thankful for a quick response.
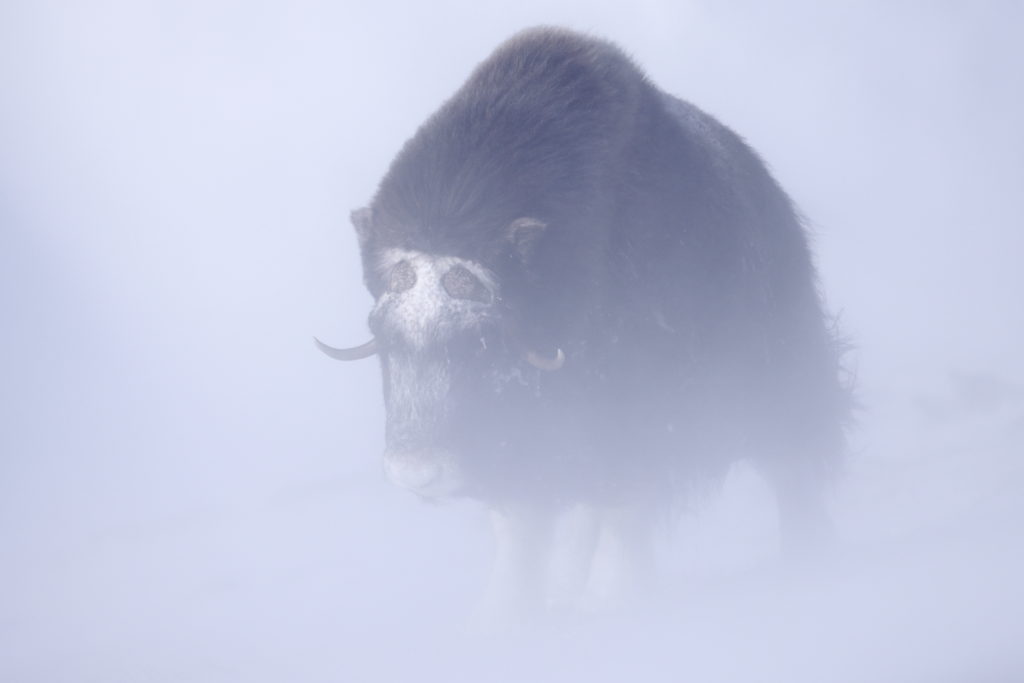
[2,1,1022,681]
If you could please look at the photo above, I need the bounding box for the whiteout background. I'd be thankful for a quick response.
[2,2,1022,681]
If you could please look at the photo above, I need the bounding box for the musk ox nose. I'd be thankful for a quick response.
[383,448,462,497]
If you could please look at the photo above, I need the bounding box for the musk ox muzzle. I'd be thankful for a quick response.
[382,447,462,497]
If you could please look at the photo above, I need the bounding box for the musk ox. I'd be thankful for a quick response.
[319,28,849,616]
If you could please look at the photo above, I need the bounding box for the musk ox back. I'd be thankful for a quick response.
[319,27,849,617]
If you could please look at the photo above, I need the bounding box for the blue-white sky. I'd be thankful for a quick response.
[2,2,1022,681]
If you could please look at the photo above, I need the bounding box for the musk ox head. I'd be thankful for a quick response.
[318,210,564,498]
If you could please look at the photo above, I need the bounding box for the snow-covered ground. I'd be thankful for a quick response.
[2,2,1021,681]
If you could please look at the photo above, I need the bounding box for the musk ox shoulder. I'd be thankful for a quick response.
[320,27,850,615]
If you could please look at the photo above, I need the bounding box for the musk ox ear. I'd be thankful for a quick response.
[507,217,547,262]
[350,207,373,246]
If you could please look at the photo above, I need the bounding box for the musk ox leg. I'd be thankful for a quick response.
[759,449,837,563]
[775,473,834,562]
[584,504,657,612]
[472,505,553,629]
[546,503,601,612]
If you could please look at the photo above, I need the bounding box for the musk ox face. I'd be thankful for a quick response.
[317,215,565,499]
[369,248,504,497]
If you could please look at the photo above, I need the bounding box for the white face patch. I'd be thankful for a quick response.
[372,248,499,350]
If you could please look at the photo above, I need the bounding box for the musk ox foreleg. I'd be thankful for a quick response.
[473,502,658,628]
[472,504,553,629]
[756,429,840,563]
[584,504,658,612]
[768,465,835,562]
[546,503,658,615]
[546,503,601,611]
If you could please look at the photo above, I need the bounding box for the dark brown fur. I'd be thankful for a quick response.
[348,28,850,543]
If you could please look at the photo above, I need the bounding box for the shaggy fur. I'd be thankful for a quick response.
[348,27,850,516]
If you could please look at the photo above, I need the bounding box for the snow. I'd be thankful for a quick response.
[2,2,1022,681]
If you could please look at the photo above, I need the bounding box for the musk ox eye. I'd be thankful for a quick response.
[388,260,416,293]
[442,265,491,304]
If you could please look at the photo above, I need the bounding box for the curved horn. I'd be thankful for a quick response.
[314,337,378,361]
[525,348,565,371]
